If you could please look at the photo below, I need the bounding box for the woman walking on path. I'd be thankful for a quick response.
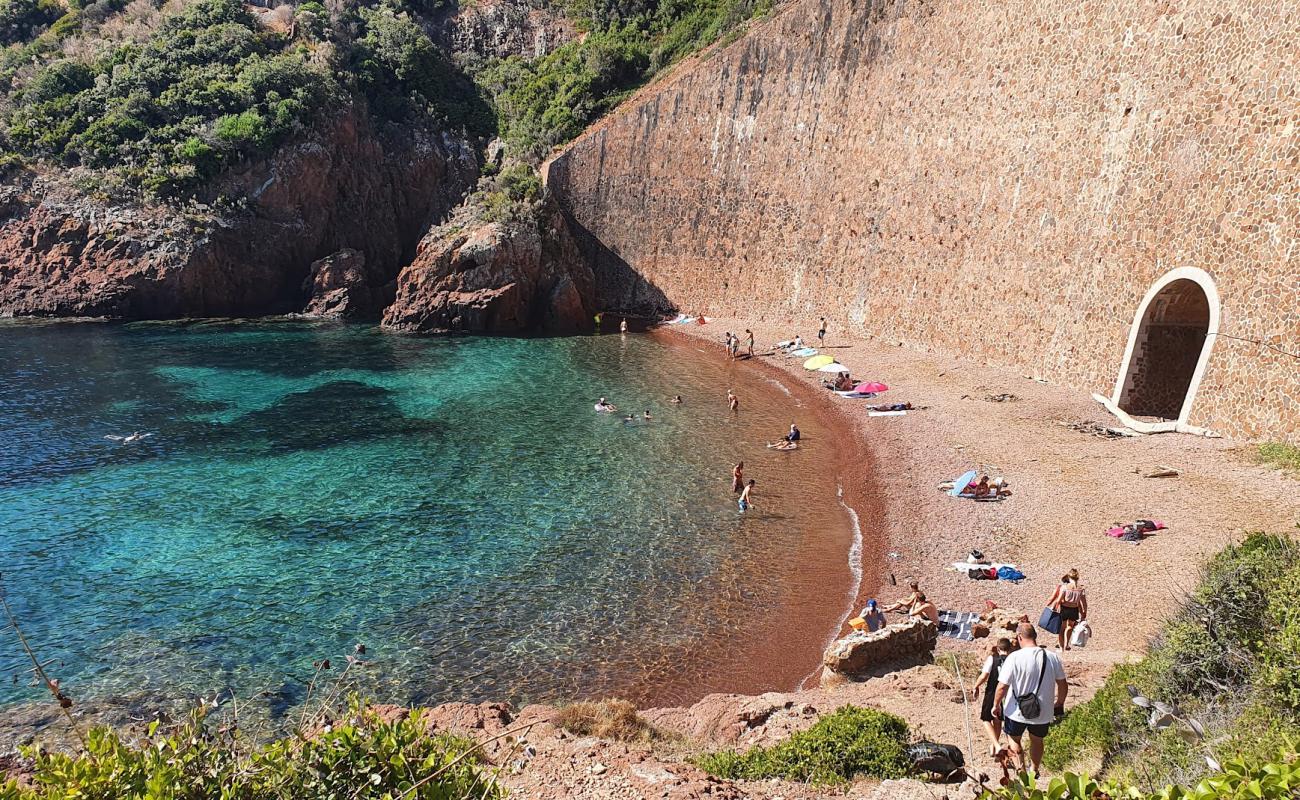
[745,329,755,357]
[971,638,1015,756]
[1046,569,1087,650]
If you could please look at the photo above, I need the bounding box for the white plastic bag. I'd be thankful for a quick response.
[1071,620,1092,648]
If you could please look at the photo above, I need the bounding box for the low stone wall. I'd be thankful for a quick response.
[821,618,938,681]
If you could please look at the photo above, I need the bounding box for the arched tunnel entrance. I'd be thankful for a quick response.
[1115,272,1217,422]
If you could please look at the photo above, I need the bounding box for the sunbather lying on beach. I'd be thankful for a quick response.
[868,402,914,411]
[883,580,922,613]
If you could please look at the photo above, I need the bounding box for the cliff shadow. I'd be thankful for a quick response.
[545,157,676,318]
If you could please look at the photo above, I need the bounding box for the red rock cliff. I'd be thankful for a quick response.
[0,106,477,319]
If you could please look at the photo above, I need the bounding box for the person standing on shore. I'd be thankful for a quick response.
[745,329,755,357]
[971,637,1014,756]
[818,317,827,345]
[620,318,628,334]
[1046,569,1088,651]
[728,389,739,411]
[732,462,745,493]
[738,479,755,512]
[994,623,1068,776]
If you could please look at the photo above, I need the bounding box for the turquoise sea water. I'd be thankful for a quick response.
[0,321,856,727]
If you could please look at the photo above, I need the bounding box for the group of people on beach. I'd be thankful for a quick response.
[724,330,755,359]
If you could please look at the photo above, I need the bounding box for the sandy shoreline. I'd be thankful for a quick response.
[662,317,1300,659]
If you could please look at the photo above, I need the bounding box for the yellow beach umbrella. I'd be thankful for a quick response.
[803,354,836,370]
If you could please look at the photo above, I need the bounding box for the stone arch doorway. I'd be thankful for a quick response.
[1097,268,1220,433]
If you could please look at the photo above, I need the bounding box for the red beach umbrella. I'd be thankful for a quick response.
[854,382,889,393]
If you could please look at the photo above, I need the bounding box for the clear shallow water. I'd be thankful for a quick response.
[0,321,855,724]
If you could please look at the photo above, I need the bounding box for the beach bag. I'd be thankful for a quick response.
[905,741,964,777]
[1015,650,1048,720]
[1038,606,1062,634]
[1071,621,1092,648]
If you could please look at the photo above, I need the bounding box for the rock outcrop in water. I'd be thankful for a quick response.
[0,108,478,319]
[382,198,595,334]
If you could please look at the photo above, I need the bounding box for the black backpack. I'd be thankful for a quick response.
[906,741,965,778]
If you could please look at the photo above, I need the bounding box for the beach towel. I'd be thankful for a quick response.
[997,566,1025,581]
[948,470,978,497]
[868,410,907,417]
[834,391,878,399]
[937,610,979,640]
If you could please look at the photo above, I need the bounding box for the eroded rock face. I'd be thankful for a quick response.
[302,249,391,319]
[0,106,478,320]
[821,618,938,682]
[382,201,595,334]
[437,0,577,60]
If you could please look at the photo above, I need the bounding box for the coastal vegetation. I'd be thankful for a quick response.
[0,0,490,197]
[693,705,912,785]
[0,701,503,799]
[554,698,661,742]
[982,532,1300,799]
[474,0,774,159]
[0,0,775,198]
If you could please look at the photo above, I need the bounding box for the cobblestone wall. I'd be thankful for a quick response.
[545,0,1299,441]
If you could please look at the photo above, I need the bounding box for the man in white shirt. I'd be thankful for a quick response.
[993,623,1068,775]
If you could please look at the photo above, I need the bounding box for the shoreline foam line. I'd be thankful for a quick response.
[799,479,864,690]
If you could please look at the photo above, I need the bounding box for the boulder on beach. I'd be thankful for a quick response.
[821,618,938,682]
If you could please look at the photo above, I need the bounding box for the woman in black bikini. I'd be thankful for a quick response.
[971,637,1015,755]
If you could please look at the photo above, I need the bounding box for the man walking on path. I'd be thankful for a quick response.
[818,317,827,344]
[993,623,1067,776]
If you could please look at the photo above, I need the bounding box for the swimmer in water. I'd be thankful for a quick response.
[727,389,739,411]
[595,397,617,413]
[670,395,683,404]
[738,479,755,512]
[643,410,652,420]
[732,461,744,492]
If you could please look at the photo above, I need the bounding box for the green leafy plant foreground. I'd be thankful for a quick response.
[0,701,503,800]
[983,749,1300,800]
[693,705,911,785]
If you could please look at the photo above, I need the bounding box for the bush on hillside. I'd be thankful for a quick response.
[980,748,1300,800]
[0,0,61,46]
[0,700,503,799]
[1041,532,1300,788]
[694,705,911,785]
[6,0,337,195]
[476,0,772,158]
[554,699,659,741]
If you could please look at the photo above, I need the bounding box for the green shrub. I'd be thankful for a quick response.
[980,748,1300,800]
[0,0,61,45]
[476,0,771,158]
[0,700,503,799]
[1256,441,1300,474]
[1039,533,1300,788]
[694,705,911,785]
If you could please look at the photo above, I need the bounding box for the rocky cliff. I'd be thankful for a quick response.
[0,107,478,319]
[383,197,595,334]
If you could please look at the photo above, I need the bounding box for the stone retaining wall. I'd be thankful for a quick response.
[545,0,1299,441]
